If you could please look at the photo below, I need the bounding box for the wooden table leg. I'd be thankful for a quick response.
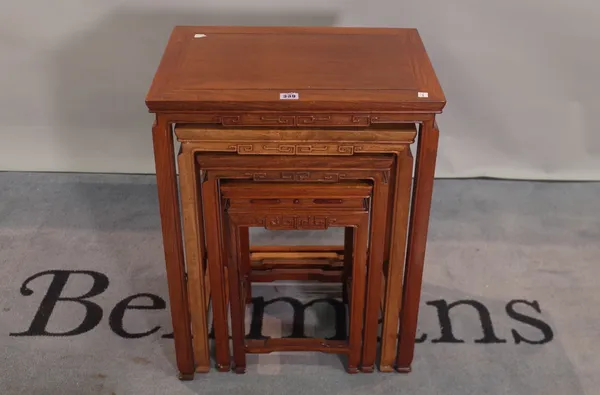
[178,145,210,373]
[360,177,391,372]
[396,119,439,373]
[377,157,397,372]
[347,219,369,373]
[152,116,194,379]
[379,148,413,372]
[239,227,252,302]
[342,227,354,305]
[202,175,231,371]
[226,218,247,374]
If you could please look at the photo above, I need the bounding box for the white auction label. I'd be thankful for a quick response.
[279,92,299,100]
[418,92,429,98]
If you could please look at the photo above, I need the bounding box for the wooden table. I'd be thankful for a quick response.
[146,26,445,378]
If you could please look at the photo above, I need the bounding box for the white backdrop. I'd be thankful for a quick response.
[1,0,599,179]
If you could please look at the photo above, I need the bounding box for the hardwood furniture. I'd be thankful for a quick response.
[222,181,372,373]
[194,153,396,373]
[178,127,414,373]
[147,26,445,379]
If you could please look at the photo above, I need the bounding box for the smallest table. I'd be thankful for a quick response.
[146,25,446,378]
[222,180,373,373]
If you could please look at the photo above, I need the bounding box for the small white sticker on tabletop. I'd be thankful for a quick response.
[418,92,429,98]
[194,34,206,38]
[280,92,299,100]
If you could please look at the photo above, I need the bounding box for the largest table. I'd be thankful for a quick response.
[145,25,446,378]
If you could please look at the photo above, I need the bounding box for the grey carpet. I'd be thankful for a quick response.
[1,172,599,395]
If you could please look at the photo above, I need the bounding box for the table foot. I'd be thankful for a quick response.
[178,372,194,381]
[395,365,412,373]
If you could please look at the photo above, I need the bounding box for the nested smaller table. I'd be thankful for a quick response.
[222,181,373,373]
[191,152,400,373]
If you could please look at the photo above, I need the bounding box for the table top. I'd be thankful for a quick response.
[146,26,445,113]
